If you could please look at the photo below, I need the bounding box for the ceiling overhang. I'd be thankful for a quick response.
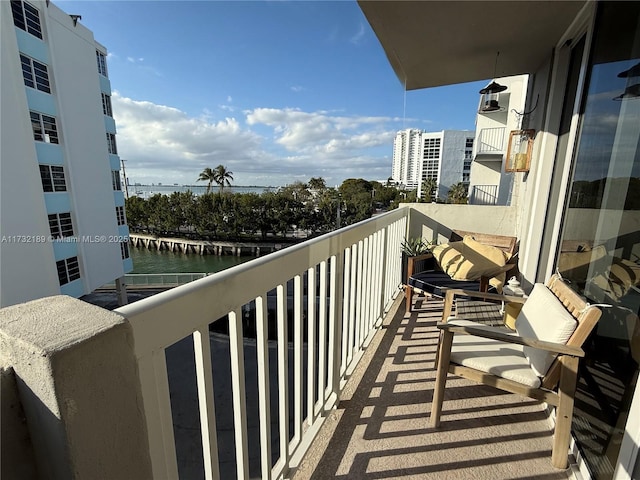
[358,0,587,90]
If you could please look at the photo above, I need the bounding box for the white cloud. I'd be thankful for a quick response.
[350,22,366,45]
[112,95,399,186]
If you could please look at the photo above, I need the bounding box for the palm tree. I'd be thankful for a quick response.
[421,178,438,202]
[213,164,234,193]
[197,167,216,194]
[447,182,469,204]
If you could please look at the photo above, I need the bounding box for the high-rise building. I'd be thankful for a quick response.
[1,0,132,307]
[391,129,474,200]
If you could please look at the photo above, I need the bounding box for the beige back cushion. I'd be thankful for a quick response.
[515,284,578,377]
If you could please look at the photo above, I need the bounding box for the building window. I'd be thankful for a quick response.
[106,133,117,154]
[56,256,80,286]
[96,50,108,77]
[101,93,113,117]
[48,212,74,239]
[30,111,59,144]
[11,1,43,39]
[20,54,50,93]
[112,170,121,191]
[116,206,126,225]
[120,241,130,260]
[466,138,474,148]
[39,165,66,192]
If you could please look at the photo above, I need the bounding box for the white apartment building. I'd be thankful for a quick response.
[468,74,529,206]
[0,0,132,307]
[391,129,474,200]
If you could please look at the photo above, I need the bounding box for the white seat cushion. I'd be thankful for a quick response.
[515,284,578,377]
[449,320,541,388]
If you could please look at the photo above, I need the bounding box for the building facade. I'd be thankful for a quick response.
[1,0,132,307]
[391,129,474,200]
[468,74,529,206]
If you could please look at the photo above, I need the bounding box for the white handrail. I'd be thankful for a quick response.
[116,207,408,479]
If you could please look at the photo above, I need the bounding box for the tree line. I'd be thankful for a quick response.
[125,177,410,242]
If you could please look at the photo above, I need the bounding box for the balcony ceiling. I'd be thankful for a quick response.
[358,0,587,90]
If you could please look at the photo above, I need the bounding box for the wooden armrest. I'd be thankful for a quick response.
[407,252,434,278]
[436,322,585,357]
[442,288,526,321]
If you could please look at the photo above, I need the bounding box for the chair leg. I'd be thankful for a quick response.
[405,285,414,313]
[552,355,580,469]
[431,330,453,428]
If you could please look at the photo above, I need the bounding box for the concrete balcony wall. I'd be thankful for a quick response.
[403,203,518,245]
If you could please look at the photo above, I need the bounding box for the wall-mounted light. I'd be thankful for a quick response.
[479,52,508,112]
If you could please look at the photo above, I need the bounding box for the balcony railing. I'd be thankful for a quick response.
[469,184,499,205]
[115,207,408,479]
[475,127,505,156]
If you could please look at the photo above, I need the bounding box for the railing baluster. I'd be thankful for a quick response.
[306,267,316,427]
[316,261,327,413]
[276,284,289,471]
[340,248,352,376]
[354,240,364,352]
[293,275,303,448]
[255,295,272,480]
[137,353,179,479]
[347,245,357,365]
[228,309,250,479]
[193,326,220,480]
[327,253,344,399]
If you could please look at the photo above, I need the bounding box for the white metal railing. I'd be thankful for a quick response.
[116,207,408,479]
[469,184,499,205]
[476,127,505,155]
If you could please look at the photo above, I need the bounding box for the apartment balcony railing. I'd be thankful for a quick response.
[2,207,409,480]
[475,127,505,156]
[469,184,499,205]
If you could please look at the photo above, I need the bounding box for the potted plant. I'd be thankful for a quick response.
[401,237,435,285]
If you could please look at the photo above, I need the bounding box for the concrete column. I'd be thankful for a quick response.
[115,276,128,306]
[0,297,153,479]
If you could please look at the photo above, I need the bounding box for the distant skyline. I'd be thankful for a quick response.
[57,0,488,187]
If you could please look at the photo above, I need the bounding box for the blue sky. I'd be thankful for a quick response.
[58,0,487,187]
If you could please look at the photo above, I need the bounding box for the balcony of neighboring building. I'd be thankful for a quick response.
[474,127,506,160]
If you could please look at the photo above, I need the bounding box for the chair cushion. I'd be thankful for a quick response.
[432,237,509,283]
[449,320,541,388]
[408,270,482,298]
[515,284,578,377]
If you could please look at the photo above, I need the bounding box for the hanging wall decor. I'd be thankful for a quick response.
[505,129,535,172]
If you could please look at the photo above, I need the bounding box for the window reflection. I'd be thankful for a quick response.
[556,3,640,479]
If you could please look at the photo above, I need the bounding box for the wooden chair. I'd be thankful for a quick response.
[405,230,518,313]
[430,275,602,469]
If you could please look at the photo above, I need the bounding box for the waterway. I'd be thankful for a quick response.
[130,246,252,274]
[128,184,277,199]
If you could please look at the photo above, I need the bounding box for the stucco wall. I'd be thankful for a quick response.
[403,203,518,245]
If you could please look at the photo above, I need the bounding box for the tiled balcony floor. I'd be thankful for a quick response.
[294,294,573,480]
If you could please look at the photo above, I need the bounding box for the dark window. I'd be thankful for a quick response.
[30,111,59,143]
[20,55,50,93]
[56,256,80,285]
[112,171,121,191]
[120,241,129,259]
[116,206,126,225]
[96,50,108,76]
[101,93,113,117]
[11,1,42,39]
[106,133,117,155]
[40,165,66,192]
[48,213,74,239]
